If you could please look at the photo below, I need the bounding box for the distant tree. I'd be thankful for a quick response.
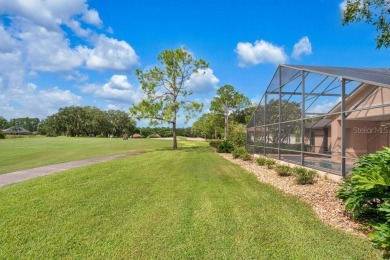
[342,0,390,48]
[210,85,250,140]
[0,116,9,129]
[191,113,223,139]
[264,99,301,145]
[106,110,136,137]
[130,48,208,150]
[231,104,256,125]
[9,117,40,132]
[39,106,136,137]
[191,113,214,139]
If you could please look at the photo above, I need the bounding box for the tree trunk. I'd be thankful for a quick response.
[172,121,177,150]
[224,108,228,140]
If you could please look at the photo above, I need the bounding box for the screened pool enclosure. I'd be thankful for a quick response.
[246,65,390,176]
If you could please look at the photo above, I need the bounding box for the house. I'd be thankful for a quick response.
[2,127,31,134]
[247,65,390,176]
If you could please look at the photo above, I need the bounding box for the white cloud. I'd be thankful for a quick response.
[0,24,17,53]
[81,9,102,27]
[78,35,139,71]
[292,36,312,60]
[0,84,82,119]
[235,40,288,67]
[0,1,138,72]
[106,26,114,34]
[107,104,120,110]
[66,19,92,37]
[339,0,347,11]
[186,68,219,93]
[83,74,142,104]
[310,97,341,113]
[23,87,82,117]
[63,71,88,82]
[0,0,100,32]
[18,22,83,72]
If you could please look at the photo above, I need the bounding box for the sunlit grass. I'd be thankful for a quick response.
[0,145,379,259]
[0,136,201,174]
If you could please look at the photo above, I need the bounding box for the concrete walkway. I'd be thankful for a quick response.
[0,151,145,188]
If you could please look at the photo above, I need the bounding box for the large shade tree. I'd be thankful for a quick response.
[39,106,135,137]
[130,48,208,149]
[342,0,390,48]
[210,85,250,140]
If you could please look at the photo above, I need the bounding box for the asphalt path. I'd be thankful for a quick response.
[0,151,144,188]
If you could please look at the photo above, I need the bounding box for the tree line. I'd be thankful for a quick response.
[0,116,40,132]
[38,106,136,137]
[0,106,197,139]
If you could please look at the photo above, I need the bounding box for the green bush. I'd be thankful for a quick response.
[228,123,246,147]
[275,165,292,176]
[369,202,390,254]
[217,140,234,153]
[294,167,317,185]
[232,147,247,159]
[338,147,390,254]
[209,139,222,149]
[257,157,266,166]
[265,159,276,169]
[0,130,6,139]
[240,153,252,161]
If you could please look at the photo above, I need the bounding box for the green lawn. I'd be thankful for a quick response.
[0,136,178,174]
[0,144,380,259]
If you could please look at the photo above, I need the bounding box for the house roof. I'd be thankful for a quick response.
[305,118,332,129]
[3,127,31,134]
[282,65,390,88]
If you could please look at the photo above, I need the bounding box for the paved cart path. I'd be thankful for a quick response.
[0,151,145,188]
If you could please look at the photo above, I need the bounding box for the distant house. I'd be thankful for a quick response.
[2,127,31,134]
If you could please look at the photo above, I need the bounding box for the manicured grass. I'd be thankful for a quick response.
[0,145,380,259]
[0,136,187,174]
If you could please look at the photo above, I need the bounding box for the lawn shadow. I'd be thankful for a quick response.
[155,145,210,153]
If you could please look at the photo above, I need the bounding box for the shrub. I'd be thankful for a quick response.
[240,153,252,161]
[228,123,246,147]
[369,202,390,254]
[232,147,247,159]
[209,139,222,149]
[294,167,317,185]
[275,165,292,176]
[265,159,276,169]
[257,157,266,166]
[148,133,161,138]
[0,130,6,139]
[338,147,390,254]
[217,140,234,153]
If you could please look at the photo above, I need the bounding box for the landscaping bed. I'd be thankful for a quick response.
[218,153,364,236]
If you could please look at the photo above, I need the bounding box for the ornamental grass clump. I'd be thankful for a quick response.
[232,147,252,161]
[293,167,317,185]
[256,157,266,166]
[240,153,252,161]
[232,147,247,159]
[265,158,276,169]
[275,165,292,176]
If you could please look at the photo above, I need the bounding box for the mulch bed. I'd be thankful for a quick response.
[218,153,365,237]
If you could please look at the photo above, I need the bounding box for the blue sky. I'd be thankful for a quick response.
[0,0,389,126]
